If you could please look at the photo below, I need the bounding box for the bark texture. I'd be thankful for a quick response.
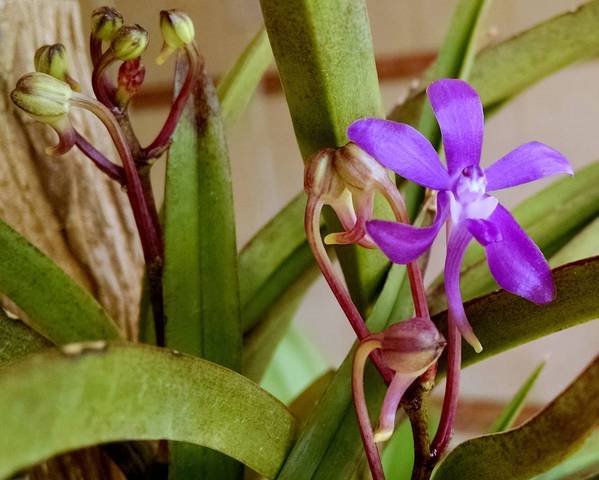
[0,0,144,339]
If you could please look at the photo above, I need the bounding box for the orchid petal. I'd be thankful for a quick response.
[445,224,482,352]
[347,118,450,190]
[427,79,484,174]
[465,218,502,246]
[366,192,449,264]
[485,142,573,192]
[483,205,555,304]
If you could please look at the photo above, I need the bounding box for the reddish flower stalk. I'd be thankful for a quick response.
[70,93,165,345]
[142,43,199,158]
[74,131,125,184]
[305,195,393,383]
[352,338,386,480]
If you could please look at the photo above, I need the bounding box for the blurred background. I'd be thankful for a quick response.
[73,0,599,433]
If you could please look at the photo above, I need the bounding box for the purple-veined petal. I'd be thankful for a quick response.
[465,218,502,245]
[485,141,573,192]
[366,192,449,264]
[427,79,484,174]
[347,118,450,190]
[445,224,482,352]
[483,204,555,304]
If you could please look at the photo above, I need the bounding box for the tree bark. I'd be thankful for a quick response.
[0,0,144,340]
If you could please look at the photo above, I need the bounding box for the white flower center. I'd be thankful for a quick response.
[449,165,498,224]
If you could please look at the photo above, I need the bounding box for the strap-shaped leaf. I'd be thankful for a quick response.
[433,355,599,480]
[436,257,599,370]
[488,361,545,433]
[164,55,242,477]
[239,193,313,332]
[260,0,390,311]
[217,28,272,127]
[0,310,49,365]
[550,215,599,268]
[0,219,120,344]
[428,161,599,313]
[243,265,318,382]
[0,343,295,479]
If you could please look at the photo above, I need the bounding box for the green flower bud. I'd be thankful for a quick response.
[33,44,80,91]
[10,72,72,122]
[91,6,124,41]
[111,25,149,61]
[160,9,195,48]
[156,10,195,65]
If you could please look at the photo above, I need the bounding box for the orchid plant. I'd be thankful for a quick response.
[0,1,598,480]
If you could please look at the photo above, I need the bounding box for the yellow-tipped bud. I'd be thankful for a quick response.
[111,25,149,61]
[91,6,124,41]
[156,10,195,64]
[161,10,195,47]
[10,72,72,122]
[33,44,80,91]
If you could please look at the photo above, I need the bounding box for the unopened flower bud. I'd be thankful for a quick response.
[10,72,72,122]
[380,317,446,375]
[11,73,75,156]
[111,25,149,61]
[34,44,80,91]
[334,142,389,192]
[156,10,195,64]
[304,148,343,198]
[91,6,124,41]
[116,58,146,107]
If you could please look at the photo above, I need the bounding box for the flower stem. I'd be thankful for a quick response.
[142,44,199,158]
[91,50,117,109]
[74,131,125,184]
[379,180,429,319]
[352,338,385,480]
[71,93,165,346]
[429,318,461,460]
[305,195,393,383]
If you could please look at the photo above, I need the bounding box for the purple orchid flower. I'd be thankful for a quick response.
[348,79,573,352]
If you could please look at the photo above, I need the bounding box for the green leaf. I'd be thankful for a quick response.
[260,325,328,404]
[289,370,335,426]
[260,0,390,311]
[432,355,599,480]
[428,161,599,313]
[532,429,599,480]
[550,215,599,268]
[435,257,599,371]
[275,264,407,479]
[217,28,272,127]
[418,0,492,143]
[0,219,120,344]
[488,361,545,433]
[164,55,242,477]
[391,0,599,124]
[0,343,295,479]
[239,193,314,333]
[0,310,50,366]
[243,264,319,383]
